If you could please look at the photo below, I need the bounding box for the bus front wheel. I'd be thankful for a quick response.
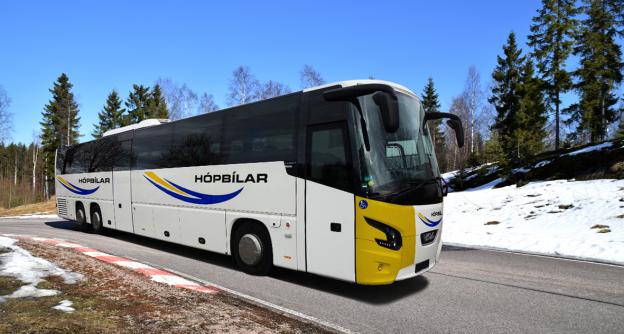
[232,224,273,275]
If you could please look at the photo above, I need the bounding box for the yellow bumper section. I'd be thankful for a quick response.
[355,196,416,285]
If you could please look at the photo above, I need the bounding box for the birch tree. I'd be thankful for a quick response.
[156,78,199,120]
[0,85,13,144]
[256,80,291,100]
[300,65,325,89]
[227,66,260,106]
[197,93,219,114]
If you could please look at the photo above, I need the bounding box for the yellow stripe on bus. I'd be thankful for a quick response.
[56,176,79,191]
[144,171,188,196]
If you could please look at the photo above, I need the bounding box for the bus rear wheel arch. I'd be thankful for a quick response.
[231,220,273,275]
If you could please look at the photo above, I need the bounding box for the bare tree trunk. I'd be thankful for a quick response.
[44,174,49,201]
[13,154,17,186]
[555,99,560,150]
[32,145,38,197]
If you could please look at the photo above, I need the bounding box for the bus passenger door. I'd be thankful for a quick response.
[305,123,355,282]
[113,139,134,233]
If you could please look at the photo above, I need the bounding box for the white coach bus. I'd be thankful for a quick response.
[55,80,463,285]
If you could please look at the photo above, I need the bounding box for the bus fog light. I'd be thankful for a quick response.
[420,230,437,245]
[378,264,383,271]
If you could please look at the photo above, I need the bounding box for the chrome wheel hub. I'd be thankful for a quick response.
[238,234,263,266]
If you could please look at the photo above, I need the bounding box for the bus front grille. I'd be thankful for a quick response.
[57,198,68,216]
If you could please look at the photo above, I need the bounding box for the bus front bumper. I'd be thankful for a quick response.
[355,198,443,285]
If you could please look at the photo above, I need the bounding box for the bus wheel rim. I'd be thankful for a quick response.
[239,234,263,266]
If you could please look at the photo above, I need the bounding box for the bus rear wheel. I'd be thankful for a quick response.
[91,208,104,234]
[232,224,273,275]
[75,204,89,232]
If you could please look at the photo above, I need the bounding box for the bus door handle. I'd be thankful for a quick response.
[330,223,341,232]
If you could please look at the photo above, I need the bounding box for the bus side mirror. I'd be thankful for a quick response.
[372,92,399,133]
[424,112,464,148]
[447,119,464,148]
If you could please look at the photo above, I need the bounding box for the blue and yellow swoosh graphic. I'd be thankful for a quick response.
[418,212,442,227]
[144,171,243,205]
[56,176,99,195]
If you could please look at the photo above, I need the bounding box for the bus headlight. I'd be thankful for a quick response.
[364,218,402,251]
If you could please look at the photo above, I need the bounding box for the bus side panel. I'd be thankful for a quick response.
[178,207,226,253]
[130,162,295,215]
[305,181,355,282]
[132,204,154,237]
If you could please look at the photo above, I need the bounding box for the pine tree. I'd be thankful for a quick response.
[528,0,578,150]
[148,84,169,119]
[517,59,548,157]
[489,32,525,163]
[484,131,506,164]
[421,77,447,171]
[39,73,80,185]
[92,90,125,138]
[567,0,624,143]
[125,84,151,124]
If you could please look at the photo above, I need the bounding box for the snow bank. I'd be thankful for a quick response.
[563,142,613,156]
[442,179,624,264]
[0,236,83,300]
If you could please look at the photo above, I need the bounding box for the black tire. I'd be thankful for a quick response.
[232,223,273,275]
[75,204,89,232]
[90,207,104,234]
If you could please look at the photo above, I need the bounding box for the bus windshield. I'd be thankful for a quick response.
[355,92,440,201]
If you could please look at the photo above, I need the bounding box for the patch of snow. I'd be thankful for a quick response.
[0,236,83,300]
[441,170,459,182]
[512,167,530,174]
[443,179,624,264]
[52,299,75,313]
[7,285,58,298]
[562,142,613,156]
[534,160,551,168]
[464,178,504,192]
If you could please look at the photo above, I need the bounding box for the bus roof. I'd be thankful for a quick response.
[102,119,170,137]
[303,79,418,99]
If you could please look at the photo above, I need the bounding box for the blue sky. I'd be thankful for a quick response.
[2,0,550,144]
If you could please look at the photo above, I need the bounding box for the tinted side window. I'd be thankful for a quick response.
[82,139,115,172]
[308,123,351,191]
[133,124,174,170]
[171,113,223,168]
[113,139,132,171]
[56,147,66,175]
[63,146,81,174]
[222,94,298,164]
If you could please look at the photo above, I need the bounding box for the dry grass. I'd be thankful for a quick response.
[0,197,56,217]
[0,239,331,334]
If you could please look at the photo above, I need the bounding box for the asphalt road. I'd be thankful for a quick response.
[2,217,623,334]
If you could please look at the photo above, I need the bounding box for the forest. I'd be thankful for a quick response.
[0,0,622,209]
